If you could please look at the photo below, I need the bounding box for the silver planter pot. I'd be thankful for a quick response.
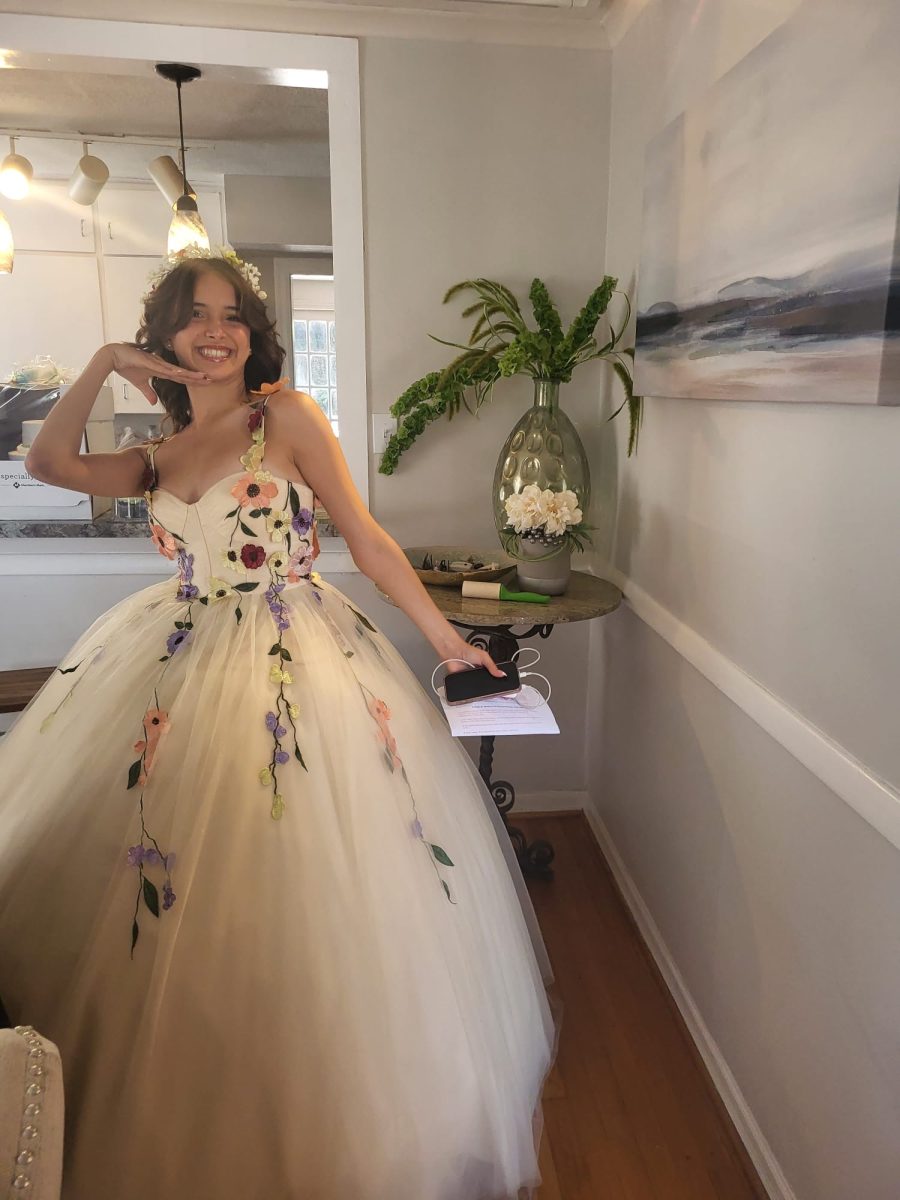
[514,538,572,595]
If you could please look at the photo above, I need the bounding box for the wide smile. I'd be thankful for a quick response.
[194,346,234,363]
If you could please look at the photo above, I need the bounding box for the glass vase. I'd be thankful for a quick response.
[492,379,590,596]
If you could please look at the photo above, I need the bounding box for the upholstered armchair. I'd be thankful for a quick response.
[0,1026,64,1197]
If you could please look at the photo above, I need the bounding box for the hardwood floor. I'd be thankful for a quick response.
[519,813,768,1200]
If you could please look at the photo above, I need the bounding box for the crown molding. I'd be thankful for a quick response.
[0,0,619,49]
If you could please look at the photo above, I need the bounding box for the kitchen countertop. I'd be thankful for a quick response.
[0,512,150,538]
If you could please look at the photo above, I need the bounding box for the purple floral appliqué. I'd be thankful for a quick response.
[175,549,199,601]
[265,582,291,633]
[292,507,313,536]
[166,628,193,657]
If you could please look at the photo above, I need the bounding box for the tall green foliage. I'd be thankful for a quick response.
[379,276,642,475]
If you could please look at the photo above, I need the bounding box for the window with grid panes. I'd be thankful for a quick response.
[290,276,338,437]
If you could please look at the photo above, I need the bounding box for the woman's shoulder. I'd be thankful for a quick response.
[257,382,318,419]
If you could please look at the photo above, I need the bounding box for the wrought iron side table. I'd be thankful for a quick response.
[377,569,622,880]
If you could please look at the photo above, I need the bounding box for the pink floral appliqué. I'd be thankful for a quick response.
[133,706,170,786]
[366,695,403,772]
[150,524,177,560]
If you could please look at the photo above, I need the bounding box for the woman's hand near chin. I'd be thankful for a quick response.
[106,343,211,407]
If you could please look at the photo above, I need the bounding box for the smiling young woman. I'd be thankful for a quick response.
[2,251,560,1200]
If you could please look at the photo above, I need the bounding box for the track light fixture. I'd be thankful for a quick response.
[0,136,33,201]
[67,140,110,206]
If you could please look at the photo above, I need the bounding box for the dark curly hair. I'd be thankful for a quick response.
[135,257,285,433]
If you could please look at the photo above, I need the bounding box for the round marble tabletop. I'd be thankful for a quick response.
[376,567,623,628]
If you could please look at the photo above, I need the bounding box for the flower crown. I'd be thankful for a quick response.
[143,245,267,303]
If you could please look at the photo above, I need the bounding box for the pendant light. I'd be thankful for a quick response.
[148,154,197,208]
[67,140,110,206]
[0,207,13,273]
[0,137,33,201]
[154,63,209,255]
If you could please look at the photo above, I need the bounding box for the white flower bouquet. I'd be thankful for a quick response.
[501,484,591,556]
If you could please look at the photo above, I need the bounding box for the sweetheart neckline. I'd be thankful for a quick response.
[152,470,315,510]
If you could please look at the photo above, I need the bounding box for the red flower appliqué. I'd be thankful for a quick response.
[240,544,266,570]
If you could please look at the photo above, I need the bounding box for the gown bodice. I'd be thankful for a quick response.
[144,379,320,601]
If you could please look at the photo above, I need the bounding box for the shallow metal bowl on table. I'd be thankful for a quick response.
[403,545,517,588]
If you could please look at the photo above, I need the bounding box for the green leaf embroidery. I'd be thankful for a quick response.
[280,648,292,661]
[127,760,142,790]
[234,582,260,593]
[239,520,255,537]
[268,643,281,656]
[429,843,454,867]
[288,485,300,516]
[142,877,160,918]
[225,507,239,518]
[294,744,308,770]
[348,606,378,632]
[441,880,452,902]
[248,508,262,519]
[59,660,83,675]
[131,920,139,953]
[235,605,243,626]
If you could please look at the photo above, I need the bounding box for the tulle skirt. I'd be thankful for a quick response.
[0,573,560,1199]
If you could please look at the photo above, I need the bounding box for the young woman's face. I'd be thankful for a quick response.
[170,269,252,386]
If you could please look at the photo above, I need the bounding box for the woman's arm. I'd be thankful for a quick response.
[25,345,207,499]
[274,390,505,674]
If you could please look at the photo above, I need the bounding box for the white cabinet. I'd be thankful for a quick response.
[4,181,95,252]
[102,255,161,413]
[0,254,104,378]
[0,182,227,414]
[98,186,224,257]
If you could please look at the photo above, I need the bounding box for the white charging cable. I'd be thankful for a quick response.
[430,647,551,709]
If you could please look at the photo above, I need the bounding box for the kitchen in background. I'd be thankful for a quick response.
[0,60,334,532]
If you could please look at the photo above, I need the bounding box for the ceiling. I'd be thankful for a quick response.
[0,66,330,180]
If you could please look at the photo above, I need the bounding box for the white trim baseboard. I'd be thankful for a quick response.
[583,801,797,1200]
[593,566,900,854]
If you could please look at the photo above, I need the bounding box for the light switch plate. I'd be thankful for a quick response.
[371,414,396,454]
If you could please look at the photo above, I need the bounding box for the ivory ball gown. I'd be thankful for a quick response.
[0,381,561,1200]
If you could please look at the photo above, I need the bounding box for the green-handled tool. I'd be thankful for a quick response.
[461,581,551,604]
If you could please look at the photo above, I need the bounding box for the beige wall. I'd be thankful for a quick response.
[358,37,612,796]
[224,174,332,247]
[589,1,900,1196]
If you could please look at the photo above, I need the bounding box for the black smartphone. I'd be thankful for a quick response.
[443,661,521,705]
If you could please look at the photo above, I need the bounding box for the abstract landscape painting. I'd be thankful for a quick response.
[635,0,899,405]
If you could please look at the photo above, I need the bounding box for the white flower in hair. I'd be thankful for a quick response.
[143,244,268,303]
